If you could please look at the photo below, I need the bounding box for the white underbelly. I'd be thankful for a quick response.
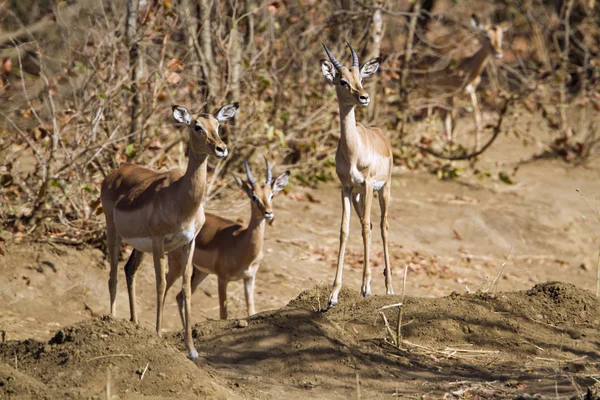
[351,180,386,193]
[123,223,197,253]
[373,180,385,191]
[123,237,155,253]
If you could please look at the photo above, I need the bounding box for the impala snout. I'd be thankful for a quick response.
[358,93,370,106]
[214,144,228,159]
[264,211,274,221]
[495,51,503,59]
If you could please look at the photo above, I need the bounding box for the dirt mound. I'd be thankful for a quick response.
[524,281,599,324]
[168,307,372,397]
[290,282,600,368]
[0,363,54,399]
[0,316,237,399]
[3,282,600,398]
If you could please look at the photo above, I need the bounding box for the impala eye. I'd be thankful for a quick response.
[340,80,348,87]
[251,194,258,202]
[194,124,203,133]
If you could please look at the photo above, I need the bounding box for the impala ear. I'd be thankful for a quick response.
[359,58,380,79]
[470,14,484,30]
[272,171,290,193]
[172,105,191,125]
[320,60,337,83]
[215,102,239,122]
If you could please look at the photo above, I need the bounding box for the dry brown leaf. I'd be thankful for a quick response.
[165,70,181,85]
[148,138,163,150]
[166,58,184,71]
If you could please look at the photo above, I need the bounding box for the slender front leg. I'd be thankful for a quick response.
[175,268,208,328]
[179,241,198,359]
[164,250,183,306]
[151,237,166,337]
[360,181,374,297]
[379,182,394,295]
[328,186,352,309]
[218,277,229,320]
[106,220,122,317]
[124,249,145,323]
[243,272,257,317]
[469,89,482,150]
[444,97,455,142]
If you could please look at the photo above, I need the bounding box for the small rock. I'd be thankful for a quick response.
[568,330,583,339]
[158,372,167,379]
[237,320,249,328]
[564,361,586,373]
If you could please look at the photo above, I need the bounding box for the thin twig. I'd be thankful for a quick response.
[140,362,150,380]
[418,96,514,160]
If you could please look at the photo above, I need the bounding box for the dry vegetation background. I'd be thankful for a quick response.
[0,0,599,247]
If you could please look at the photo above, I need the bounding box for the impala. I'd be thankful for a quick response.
[101,103,238,359]
[161,157,289,322]
[416,15,510,147]
[321,42,394,308]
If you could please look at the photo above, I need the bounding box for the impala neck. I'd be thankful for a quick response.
[177,151,208,216]
[338,102,362,158]
[240,208,266,260]
[462,42,492,82]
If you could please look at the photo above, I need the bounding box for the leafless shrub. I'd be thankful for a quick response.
[0,0,598,245]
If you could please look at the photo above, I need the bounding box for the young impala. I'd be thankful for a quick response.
[321,42,394,309]
[414,15,510,146]
[160,157,289,322]
[101,103,238,359]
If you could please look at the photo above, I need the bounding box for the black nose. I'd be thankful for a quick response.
[359,95,368,102]
[216,146,226,153]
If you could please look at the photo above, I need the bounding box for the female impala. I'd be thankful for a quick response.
[321,42,394,309]
[161,158,289,323]
[101,103,238,359]
[413,15,510,146]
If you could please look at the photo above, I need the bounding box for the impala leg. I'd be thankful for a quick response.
[328,186,352,309]
[106,218,121,317]
[179,240,198,359]
[165,250,184,324]
[360,181,374,297]
[151,237,166,337]
[175,269,208,328]
[352,193,372,231]
[164,250,182,304]
[379,183,394,295]
[469,89,482,150]
[124,249,145,323]
[444,97,455,142]
[244,272,257,317]
[218,277,229,320]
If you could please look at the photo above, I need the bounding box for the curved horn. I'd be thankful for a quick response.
[322,43,343,71]
[244,159,255,186]
[347,41,359,68]
[264,156,272,185]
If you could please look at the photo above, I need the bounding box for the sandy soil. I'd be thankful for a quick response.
[1,115,600,398]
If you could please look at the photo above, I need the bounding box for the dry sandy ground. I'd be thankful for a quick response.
[1,119,600,398]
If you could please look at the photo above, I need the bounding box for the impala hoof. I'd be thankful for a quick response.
[326,299,338,310]
[360,288,371,297]
[187,349,199,360]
